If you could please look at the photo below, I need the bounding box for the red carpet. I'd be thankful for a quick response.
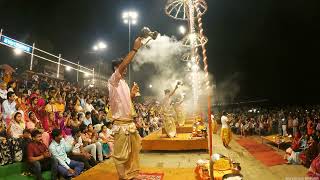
[137,172,164,180]
[236,138,287,166]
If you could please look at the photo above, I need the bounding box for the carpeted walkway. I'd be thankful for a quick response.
[73,160,196,180]
[236,137,287,166]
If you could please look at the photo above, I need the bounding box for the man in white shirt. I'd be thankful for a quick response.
[293,116,299,135]
[83,112,92,126]
[221,112,232,148]
[49,129,84,179]
[79,94,86,108]
[68,128,97,170]
[2,92,17,125]
[84,99,95,113]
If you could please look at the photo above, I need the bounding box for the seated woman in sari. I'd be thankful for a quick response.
[45,97,57,114]
[307,154,320,178]
[0,116,13,165]
[41,112,59,145]
[292,131,303,151]
[300,135,319,168]
[99,125,114,159]
[16,95,29,123]
[80,124,103,162]
[27,88,41,105]
[70,112,81,129]
[8,112,25,139]
[56,111,72,137]
[87,124,104,154]
[74,99,85,113]
[284,132,302,164]
[66,99,74,113]
[26,111,42,130]
[45,112,59,133]
[29,97,47,130]
[2,112,24,164]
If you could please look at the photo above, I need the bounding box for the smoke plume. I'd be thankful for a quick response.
[133,35,214,112]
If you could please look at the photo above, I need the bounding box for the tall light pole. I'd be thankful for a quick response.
[122,10,138,86]
[92,41,107,87]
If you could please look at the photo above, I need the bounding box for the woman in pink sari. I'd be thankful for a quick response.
[28,88,46,107]
[56,111,72,137]
[41,112,59,146]
[26,111,42,130]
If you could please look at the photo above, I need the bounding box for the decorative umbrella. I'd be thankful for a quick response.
[0,64,15,73]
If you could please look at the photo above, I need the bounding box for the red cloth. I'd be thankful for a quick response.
[237,138,287,166]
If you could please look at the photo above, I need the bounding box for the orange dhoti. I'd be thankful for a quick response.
[220,128,232,146]
[112,120,141,179]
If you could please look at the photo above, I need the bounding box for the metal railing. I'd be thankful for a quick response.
[0,28,95,83]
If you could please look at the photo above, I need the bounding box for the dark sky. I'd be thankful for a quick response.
[0,0,319,103]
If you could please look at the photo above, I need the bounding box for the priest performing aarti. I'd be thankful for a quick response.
[174,96,186,127]
[161,82,181,138]
[107,37,143,180]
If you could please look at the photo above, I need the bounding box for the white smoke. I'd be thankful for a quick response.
[133,35,187,71]
[133,35,188,96]
[133,35,214,113]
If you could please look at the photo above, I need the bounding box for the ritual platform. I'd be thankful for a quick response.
[185,116,196,124]
[161,124,193,134]
[142,129,208,151]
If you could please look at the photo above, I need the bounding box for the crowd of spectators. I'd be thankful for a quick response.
[5,67,320,178]
[0,70,163,180]
[217,105,319,138]
[219,105,320,177]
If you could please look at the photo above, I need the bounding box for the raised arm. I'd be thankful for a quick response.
[169,85,179,98]
[178,98,184,105]
[118,37,143,76]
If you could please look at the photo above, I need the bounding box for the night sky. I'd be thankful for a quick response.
[0,0,319,103]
